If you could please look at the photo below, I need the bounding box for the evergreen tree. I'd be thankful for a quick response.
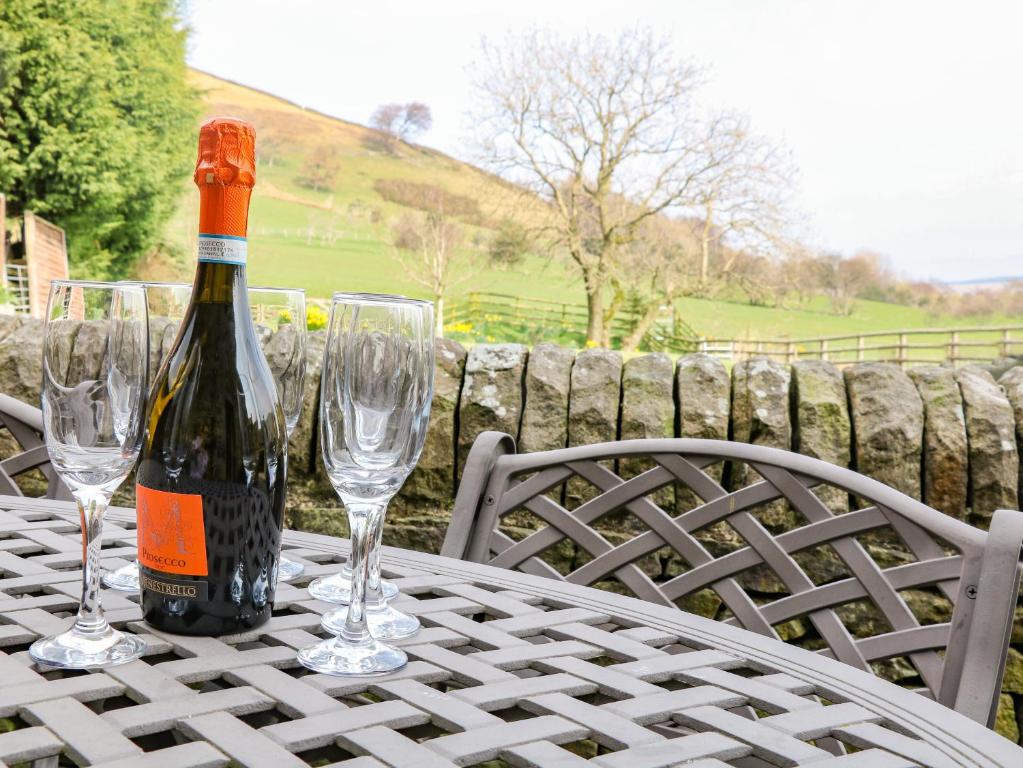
[0,0,198,278]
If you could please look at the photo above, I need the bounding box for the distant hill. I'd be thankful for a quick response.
[149,70,573,303]
[145,71,1020,341]
[943,275,1023,293]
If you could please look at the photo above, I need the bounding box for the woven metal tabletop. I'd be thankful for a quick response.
[0,496,1020,768]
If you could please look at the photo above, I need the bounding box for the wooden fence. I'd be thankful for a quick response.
[697,325,1023,367]
[446,292,645,339]
[445,292,1021,366]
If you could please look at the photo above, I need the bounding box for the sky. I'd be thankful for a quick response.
[185,0,1023,283]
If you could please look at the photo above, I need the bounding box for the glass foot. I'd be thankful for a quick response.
[321,600,420,640]
[102,560,140,592]
[308,567,398,604]
[278,555,305,582]
[30,625,145,669]
[297,634,407,676]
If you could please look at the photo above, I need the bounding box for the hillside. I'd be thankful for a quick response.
[151,71,1018,342]
[153,70,573,304]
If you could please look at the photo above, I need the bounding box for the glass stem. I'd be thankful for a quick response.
[365,503,387,610]
[337,501,385,645]
[73,490,111,637]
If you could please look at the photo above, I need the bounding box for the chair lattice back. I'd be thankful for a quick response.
[0,394,70,500]
[444,432,1023,728]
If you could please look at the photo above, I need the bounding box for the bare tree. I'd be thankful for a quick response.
[471,27,735,345]
[814,252,875,316]
[371,102,433,151]
[391,209,471,335]
[617,215,702,350]
[691,116,796,292]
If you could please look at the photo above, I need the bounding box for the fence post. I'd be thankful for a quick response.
[1002,328,1011,357]
[950,331,959,366]
[897,333,908,367]
[786,341,795,364]
[820,339,829,362]
[857,336,865,362]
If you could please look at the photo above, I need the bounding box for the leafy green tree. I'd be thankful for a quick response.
[0,0,198,278]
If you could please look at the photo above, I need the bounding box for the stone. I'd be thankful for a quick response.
[908,366,968,519]
[0,314,23,344]
[262,323,305,433]
[730,357,791,527]
[291,329,326,475]
[403,338,467,502]
[844,363,923,501]
[519,343,575,453]
[65,320,107,383]
[995,694,1019,744]
[146,316,173,384]
[457,343,527,477]
[1002,647,1023,694]
[620,353,675,510]
[567,348,622,508]
[620,353,674,442]
[676,354,730,445]
[999,366,1023,507]
[0,320,46,404]
[790,360,851,514]
[676,354,730,513]
[956,366,1019,527]
[160,321,181,366]
[45,319,80,387]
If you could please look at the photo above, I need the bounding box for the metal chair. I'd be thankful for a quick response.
[444,432,1023,728]
[0,393,70,500]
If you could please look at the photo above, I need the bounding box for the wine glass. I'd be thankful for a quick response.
[250,287,307,581]
[102,283,308,589]
[102,281,191,592]
[298,294,433,675]
[307,294,415,606]
[32,281,148,668]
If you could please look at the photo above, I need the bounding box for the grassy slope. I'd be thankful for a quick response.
[156,71,1019,341]
[161,71,578,303]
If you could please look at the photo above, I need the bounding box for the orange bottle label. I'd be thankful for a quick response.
[136,485,208,576]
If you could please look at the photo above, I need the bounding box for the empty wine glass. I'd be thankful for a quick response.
[298,294,433,675]
[102,283,308,589]
[102,281,191,592]
[32,281,148,668]
[250,287,307,580]
[307,294,414,606]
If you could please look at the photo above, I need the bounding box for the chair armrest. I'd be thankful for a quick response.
[440,431,516,560]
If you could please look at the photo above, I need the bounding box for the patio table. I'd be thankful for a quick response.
[0,495,1020,767]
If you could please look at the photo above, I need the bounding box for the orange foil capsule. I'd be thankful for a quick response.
[194,117,256,239]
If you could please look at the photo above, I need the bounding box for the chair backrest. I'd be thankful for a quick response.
[0,393,71,501]
[443,431,1023,728]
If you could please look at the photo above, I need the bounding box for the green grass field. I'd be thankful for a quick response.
[155,71,1021,346]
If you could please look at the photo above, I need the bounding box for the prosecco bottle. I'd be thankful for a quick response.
[136,117,287,635]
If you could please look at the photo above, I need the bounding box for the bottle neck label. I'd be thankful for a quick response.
[197,233,247,266]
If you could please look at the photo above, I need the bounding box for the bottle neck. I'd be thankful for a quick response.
[192,261,248,305]
[194,184,252,304]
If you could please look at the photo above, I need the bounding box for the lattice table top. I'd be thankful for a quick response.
[0,496,1019,768]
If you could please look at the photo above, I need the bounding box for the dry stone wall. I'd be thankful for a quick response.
[3,316,1023,525]
[5,317,1023,741]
